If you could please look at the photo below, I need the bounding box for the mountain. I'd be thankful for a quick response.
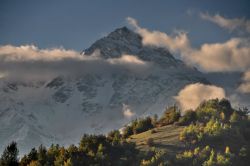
[0,27,208,154]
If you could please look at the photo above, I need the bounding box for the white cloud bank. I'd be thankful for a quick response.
[127,17,250,72]
[175,83,226,111]
[200,13,250,33]
[0,45,83,61]
[0,45,149,81]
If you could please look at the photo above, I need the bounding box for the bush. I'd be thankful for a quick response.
[107,130,121,143]
[179,124,203,143]
[146,138,154,146]
[151,129,157,134]
[141,150,166,166]
[175,146,233,166]
[229,111,241,123]
[122,125,133,138]
[196,99,235,123]
[122,117,154,137]
[158,106,180,126]
[179,119,231,144]
[203,119,230,138]
[134,117,154,134]
[178,110,197,125]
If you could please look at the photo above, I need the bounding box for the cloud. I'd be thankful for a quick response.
[127,17,250,72]
[238,70,250,93]
[0,45,149,81]
[0,45,83,62]
[200,13,250,33]
[127,17,191,54]
[175,83,226,111]
[107,54,149,73]
[108,54,146,65]
[189,38,250,72]
[122,104,136,119]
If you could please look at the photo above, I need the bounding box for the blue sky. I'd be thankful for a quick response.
[1,0,250,51]
[0,1,250,109]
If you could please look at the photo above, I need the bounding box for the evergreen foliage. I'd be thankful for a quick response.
[0,142,19,166]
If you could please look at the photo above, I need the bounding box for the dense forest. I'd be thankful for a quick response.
[1,99,250,166]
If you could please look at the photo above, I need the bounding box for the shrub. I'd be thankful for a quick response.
[175,146,233,166]
[179,124,203,143]
[107,130,121,143]
[158,106,180,126]
[146,138,154,146]
[203,119,230,137]
[196,99,235,123]
[178,110,197,125]
[123,117,154,137]
[141,150,166,166]
[151,129,157,134]
[179,119,231,144]
[134,117,154,134]
[122,125,133,138]
[27,160,40,166]
[229,111,241,123]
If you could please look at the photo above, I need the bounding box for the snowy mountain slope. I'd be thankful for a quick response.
[0,27,208,154]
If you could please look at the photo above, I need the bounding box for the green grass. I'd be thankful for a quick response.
[128,125,185,155]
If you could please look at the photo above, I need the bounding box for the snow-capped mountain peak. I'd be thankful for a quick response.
[0,27,208,155]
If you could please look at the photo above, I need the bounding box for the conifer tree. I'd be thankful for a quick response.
[0,142,19,166]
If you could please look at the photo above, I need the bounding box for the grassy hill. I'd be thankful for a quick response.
[128,125,185,155]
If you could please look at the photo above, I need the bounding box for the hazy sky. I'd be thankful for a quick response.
[1,0,250,51]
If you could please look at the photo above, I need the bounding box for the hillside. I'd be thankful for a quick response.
[0,99,249,166]
[128,125,185,155]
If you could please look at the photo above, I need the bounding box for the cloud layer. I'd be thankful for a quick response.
[127,17,250,72]
[0,45,83,62]
[0,45,149,81]
[175,83,226,111]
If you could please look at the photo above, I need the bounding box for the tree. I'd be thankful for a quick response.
[20,155,29,166]
[133,117,154,134]
[64,158,72,166]
[20,148,38,166]
[178,110,197,125]
[0,142,19,166]
[158,106,180,126]
[28,148,38,161]
[54,148,66,166]
[107,130,121,143]
[229,111,241,123]
[122,125,133,138]
[37,145,47,166]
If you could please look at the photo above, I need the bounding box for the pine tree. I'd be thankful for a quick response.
[0,142,19,166]
[37,145,47,166]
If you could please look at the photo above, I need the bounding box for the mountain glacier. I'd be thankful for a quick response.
[0,27,208,154]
